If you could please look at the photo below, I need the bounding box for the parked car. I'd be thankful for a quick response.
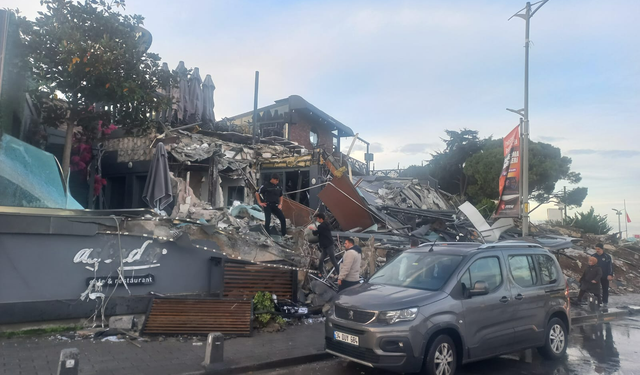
[325,241,570,375]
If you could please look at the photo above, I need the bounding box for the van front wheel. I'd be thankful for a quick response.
[423,334,457,375]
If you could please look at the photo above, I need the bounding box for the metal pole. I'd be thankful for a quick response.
[624,200,629,239]
[252,71,259,145]
[521,2,532,236]
[509,0,549,236]
[563,186,567,222]
[613,209,622,239]
[366,143,371,175]
[618,212,622,239]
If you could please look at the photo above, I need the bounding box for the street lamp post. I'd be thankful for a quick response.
[612,208,623,239]
[508,0,550,237]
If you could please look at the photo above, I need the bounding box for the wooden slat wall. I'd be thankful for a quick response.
[142,299,252,336]
[224,261,294,301]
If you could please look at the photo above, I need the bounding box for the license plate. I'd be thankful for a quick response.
[334,331,359,346]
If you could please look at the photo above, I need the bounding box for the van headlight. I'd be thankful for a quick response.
[378,308,418,324]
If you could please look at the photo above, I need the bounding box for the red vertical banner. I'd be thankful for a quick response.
[495,125,521,218]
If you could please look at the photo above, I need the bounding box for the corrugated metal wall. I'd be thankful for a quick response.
[223,260,295,301]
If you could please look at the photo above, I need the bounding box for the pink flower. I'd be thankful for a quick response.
[101,124,117,136]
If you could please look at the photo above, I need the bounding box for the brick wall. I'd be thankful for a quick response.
[288,116,334,154]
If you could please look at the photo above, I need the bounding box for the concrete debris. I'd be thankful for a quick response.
[108,315,135,330]
[229,202,265,221]
[307,280,338,306]
[357,176,452,211]
[99,126,640,322]
[166,131,292,163]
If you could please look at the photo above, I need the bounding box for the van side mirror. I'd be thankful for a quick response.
[468,281,490,298]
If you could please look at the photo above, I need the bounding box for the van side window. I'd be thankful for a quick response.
[461,257,502,292]
[509,255,538,287]
[536,254,559,285]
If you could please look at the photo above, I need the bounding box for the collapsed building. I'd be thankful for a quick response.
[2,46,639,332]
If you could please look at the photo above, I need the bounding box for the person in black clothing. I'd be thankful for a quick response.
[256,174,287,237]
[592,243,614,307]
[312,213,339,276]
[577,256,602,305]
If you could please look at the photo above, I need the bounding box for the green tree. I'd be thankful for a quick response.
[558,187,588,210]
[405,129,483,196]
[17,0,168,179]
[569,207,612,234]
[463,138,586,208]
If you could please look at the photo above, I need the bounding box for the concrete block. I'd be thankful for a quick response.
[202,332,224,368]
[109,315,134,330]
[57,348,79,375]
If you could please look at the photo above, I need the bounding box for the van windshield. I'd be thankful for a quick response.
[369,253,463,291]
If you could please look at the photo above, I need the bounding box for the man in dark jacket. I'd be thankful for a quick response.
[577,256,602,305]
[256,174,287,237]
[312,213,339,276]
[592,243,614,307]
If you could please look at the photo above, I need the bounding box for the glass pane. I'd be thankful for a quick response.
[0,134,83,209]
[537,255,558,285]
[509,256,537,287]
[468,257,502,291]
[369,253,463,291]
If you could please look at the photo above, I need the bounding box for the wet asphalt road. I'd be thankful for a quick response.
[256,319,640,375]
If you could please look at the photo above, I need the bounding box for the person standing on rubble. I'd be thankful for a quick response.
[312,213,339,277]
[256,174,287,237]
[338,238,362,292]
[592,243,614,308]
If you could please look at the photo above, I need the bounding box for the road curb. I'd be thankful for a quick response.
[182,352,332,375]
[572,306,640,325]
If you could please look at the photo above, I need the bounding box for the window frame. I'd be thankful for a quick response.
[309,128,319,147]
[508,254,540,288]
[534,254,560,286]
[459,256,504,294]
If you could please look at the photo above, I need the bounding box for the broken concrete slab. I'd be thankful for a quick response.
[108,315,135,330]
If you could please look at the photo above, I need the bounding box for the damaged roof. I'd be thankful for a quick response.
[228,95,355,137]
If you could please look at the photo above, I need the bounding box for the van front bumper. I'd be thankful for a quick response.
[325,317,424,373]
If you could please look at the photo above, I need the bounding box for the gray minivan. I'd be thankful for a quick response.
[325,241,570,375]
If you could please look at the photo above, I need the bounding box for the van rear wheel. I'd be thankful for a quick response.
[423,334,457,375]
[537,317,568,360]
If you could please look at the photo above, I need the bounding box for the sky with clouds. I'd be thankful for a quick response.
[9,0,640,237]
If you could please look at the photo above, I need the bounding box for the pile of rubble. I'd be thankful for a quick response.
[108,129,640,311]
[536,224,640,295]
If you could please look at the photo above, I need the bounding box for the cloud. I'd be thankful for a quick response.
[395,143,438,155]
[370,142,384,153]
[568,149,640,158]
[345,143,366,152]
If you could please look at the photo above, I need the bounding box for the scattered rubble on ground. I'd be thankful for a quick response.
[98,129,640,333]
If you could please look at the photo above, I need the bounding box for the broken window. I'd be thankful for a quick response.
[310,128,319,147]
[285,170,310,206]
[260,122,287,138]
[227,186,245,206]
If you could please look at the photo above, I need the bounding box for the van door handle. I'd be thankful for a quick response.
[514,294,524,301]
[499,296,510,303]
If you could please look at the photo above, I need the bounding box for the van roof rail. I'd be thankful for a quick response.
[478,240,544,250]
